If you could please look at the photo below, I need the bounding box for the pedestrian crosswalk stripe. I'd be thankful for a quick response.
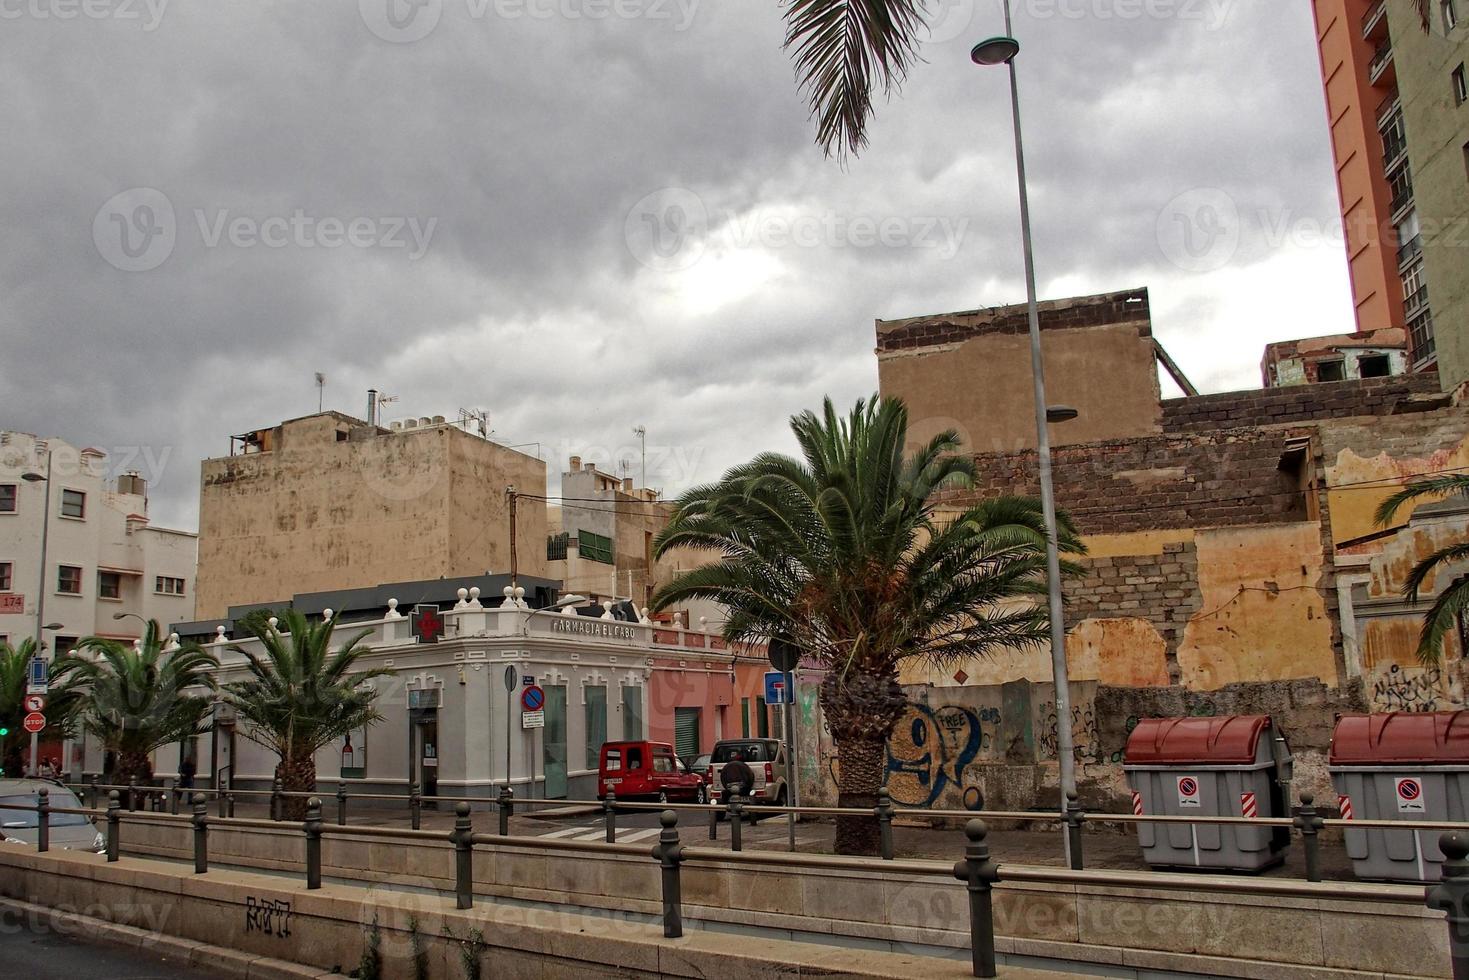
[612,827,661,843]
[536,826,590,839]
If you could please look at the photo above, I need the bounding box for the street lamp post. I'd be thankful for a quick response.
[972,3,1079,854]
[20,449,56,778]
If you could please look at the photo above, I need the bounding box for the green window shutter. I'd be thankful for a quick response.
[585,686,607,770]
[740,698,750,738]
[579,531,614,564]
[674,707,701,759]
[756,697,769,738]
[621,685,643,740]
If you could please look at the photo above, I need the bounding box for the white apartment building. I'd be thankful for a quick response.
[0,432,197,655]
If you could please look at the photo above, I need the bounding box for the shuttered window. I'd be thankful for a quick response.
[740,698,750,738]
[579,531,614,564]
[621,685,643,740]
[674,707,701,760]
[756,697,769,738]
[585,686,607,770]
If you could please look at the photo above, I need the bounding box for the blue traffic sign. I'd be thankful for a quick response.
[27,656,48,693]
[521,685,545,711]
[764,671,788,706]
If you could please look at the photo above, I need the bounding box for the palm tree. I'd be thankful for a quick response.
[222,611,391,818]
[1375,474,1469,663]
[652,395,1083,854]
[54,622,219,785]
[0,639,87,777]
[784,0,929,160]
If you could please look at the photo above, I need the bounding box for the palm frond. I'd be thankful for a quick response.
[1374,474,1469,527]
[783,0,929,159]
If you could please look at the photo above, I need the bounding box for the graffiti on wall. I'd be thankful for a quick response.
[1036,699,1103,765]
[244,897,293,938]
[884,702,999,809]
[1371,664,1444,713]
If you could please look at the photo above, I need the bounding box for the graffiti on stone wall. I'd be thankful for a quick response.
[1372,664,1444,713]
[884,703,999,809]
[1037,699,1103,765]
[1108,715,1141,764]
[244,897,293,938]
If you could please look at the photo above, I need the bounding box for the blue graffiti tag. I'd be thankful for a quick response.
[884,704,989,808]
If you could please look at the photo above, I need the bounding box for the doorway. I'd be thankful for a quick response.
[543,685,568,799]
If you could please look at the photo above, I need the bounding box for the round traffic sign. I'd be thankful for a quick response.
[1178,777,1199,797]
[1399,778,1422,801]
[521,685,544,711]
[23,694,45,713]
[23,712,46,734]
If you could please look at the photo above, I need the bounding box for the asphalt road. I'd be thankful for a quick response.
[0,912,216,979]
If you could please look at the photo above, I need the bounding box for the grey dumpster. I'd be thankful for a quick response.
[1123,715,1290,871]
[1330,710,1469,883]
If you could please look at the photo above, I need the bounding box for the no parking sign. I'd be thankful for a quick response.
[1176,775,1201,808]
[1395,776,1426,813]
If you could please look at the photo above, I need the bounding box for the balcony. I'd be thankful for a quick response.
[1362,0,1389,41]
[1408,308,1436,367]
[1404,283,1430,316]
[1370,37,1396,87]
[1398,234,1424,269]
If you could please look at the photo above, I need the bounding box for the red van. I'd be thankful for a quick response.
[597,741,708,804]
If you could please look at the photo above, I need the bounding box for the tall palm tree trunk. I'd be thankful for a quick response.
[115,749,154,787]
[277,750,317,821]
[822,672,908,856]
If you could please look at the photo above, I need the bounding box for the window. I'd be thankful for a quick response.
[740,697,751,738]
[653,748,675,773]
[756,696,769,737]
[0,562,11,591]
[546,532,569,561]
[579,530,614,565]
[1318,360,1346,383]
[60,489,85,519]
[98,571,122,600]
[1454,64,1467,106]
[1358,354,1392,378]
[156,576,186,596]
[604,747,622,772]
[0,485,15,513]
[621,685,643,740]
[1446,0,1459,31]
[585,685,607,770]
[57,565,82,595]
[626,746,644,770]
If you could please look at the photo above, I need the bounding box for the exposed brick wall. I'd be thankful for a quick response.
[875,288,1150,353]
[1069,542,1203,669]
[954,428,1310,535]
[1160,373,1443,434]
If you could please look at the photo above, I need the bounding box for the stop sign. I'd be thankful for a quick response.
[23,712,45,734]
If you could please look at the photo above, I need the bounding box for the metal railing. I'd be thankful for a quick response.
[6,786,1464,980]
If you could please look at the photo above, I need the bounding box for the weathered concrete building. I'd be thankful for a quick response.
[546,457,670,609]
[841,288,1469,814]
[1262,326,1409,386]
[194,412,548,619]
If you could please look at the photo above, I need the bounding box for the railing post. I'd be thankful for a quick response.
[227,788,236,819]
[217,776,227,818]
[170,785,181,816]
[1293,792,1324,883]
[337,781,348,826]
[1065,790,1086,871]
[410,782,422,831]
[304,797,322,890]
[952,819,1000,979]
[604,789,618,843]
[1427,832,1469,980]
[728,790,744,852]
[708,799,718,840]
[876,787,895,861]
[106,790,121,862]
[87,777,97,810]
[192,793,209,874]
[649,810,685,939]
[36,787,49,853]
[128,776,139,812]
[498,786,513,836]
[271,778,283,822]
[452,802,474,910]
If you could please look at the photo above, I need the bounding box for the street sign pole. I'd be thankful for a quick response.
[503,666,517,797]
[783,671,797,852]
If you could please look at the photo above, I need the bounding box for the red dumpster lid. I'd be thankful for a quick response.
[1330,712,1469,765]
[1123,715,1271,765]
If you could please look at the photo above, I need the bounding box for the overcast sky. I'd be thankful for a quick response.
[0,0,1353,530]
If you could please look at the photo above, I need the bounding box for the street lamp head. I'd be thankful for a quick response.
[1045,406,1080,424]
[971,36,1020,66]
[20,471,46,483]
[42,622,64,631]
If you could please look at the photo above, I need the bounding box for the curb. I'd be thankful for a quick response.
[0,896,335,979]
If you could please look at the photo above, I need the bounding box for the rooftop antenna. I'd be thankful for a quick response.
[633,425,646,489]
[315,372,326,412]
[377,392,399,423]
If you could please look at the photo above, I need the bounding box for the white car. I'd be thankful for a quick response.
[0,779,105,852]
